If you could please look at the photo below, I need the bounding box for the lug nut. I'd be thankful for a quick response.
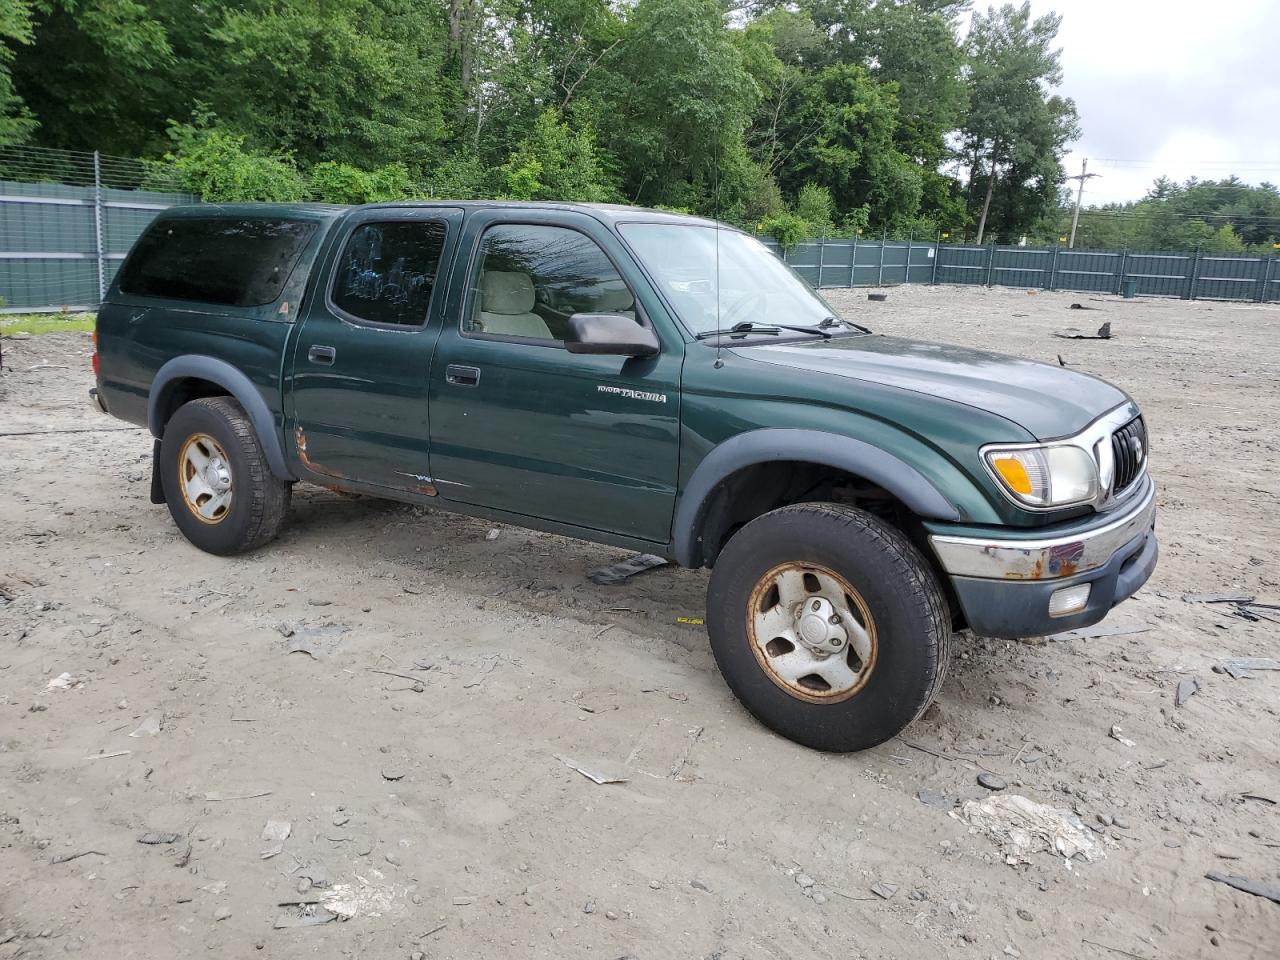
[812,600,822,611]
[829,615,841,625]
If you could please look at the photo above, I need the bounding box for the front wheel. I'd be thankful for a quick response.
[159,397,291,556]
[706,502,950,752]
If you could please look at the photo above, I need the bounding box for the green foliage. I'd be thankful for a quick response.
[1071,178,1280,252]
[308,160,412,204]
[761,211,808,252]
[960,2,1079,243]
[794,183,835,236]
[497,109,617,202]
[165,120,305,202]
[0,0,37,144]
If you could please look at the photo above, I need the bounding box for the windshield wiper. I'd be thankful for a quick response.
[696,321,831,340]
[819,315,871,334]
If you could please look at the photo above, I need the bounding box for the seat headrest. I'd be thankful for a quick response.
[595,280,635,312]
[480,271,536,315]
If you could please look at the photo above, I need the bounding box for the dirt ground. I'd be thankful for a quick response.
[1,285,1278,960]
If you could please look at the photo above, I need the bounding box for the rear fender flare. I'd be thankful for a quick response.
[147,355,294,481]
[672,428,960,568]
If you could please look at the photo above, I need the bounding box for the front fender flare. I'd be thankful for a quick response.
[672,428,960,568]
[147,355,294,481]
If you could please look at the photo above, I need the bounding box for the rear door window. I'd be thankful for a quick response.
[330,220,448,327]
[118,217,317,307]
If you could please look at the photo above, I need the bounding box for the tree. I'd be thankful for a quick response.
[587,0,758,212]
[0,0,36,144]
[164,120,305,202]
[774,63,921,229]
[961,2,1079,242]
[497,108,617,201]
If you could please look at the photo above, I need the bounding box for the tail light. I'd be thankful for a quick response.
[91,327,99,377]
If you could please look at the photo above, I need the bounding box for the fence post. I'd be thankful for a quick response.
[905,231,912,284]
[1256,257,1272,303]
[92,150,106,304]
[1188,248,1200,301]
[931,231,941,286]
[849,233,858,287]
[986,243,996,287]
[1048,246,1059,291]
[877,230,886,286]
[816,230,826,289]
[1116,248,1128,295]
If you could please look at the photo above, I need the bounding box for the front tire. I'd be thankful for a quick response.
[159,397,290,555]
[706,503,949,752]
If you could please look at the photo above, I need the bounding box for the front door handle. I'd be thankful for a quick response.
[446,364,481,387]
[308,345,337,365]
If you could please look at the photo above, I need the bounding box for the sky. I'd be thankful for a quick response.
[1017,0,1280,205]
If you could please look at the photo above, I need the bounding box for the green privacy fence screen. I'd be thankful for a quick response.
[761,236,1280,303]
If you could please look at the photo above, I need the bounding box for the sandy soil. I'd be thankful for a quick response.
[1,285,1277,959]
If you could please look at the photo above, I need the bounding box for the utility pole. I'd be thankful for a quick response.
[1066,158,1101,249]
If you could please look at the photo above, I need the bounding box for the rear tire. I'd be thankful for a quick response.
[159,397,290,555]
[706,502,949,752]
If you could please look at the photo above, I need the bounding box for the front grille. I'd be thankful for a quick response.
[1110,416,1147,495]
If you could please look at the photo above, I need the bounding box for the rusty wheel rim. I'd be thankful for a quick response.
[178,433,233,525]
[746,562,878,704]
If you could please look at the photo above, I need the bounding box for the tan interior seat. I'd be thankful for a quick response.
[595,280,636,321]
[476,270,552,339]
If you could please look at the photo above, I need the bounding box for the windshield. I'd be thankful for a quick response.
[618,223,845,337]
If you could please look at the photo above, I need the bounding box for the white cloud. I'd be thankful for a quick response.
[1014,0,1280,203]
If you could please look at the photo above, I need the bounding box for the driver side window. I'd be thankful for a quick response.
[464,224,639,343]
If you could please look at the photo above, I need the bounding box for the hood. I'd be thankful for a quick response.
[737,335,1128,440]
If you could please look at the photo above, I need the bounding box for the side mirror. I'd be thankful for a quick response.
[564,313,660,358]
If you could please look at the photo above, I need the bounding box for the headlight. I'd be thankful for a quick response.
[984,444,1098,508]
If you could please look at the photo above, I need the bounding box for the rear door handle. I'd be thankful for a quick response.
[308,345,336,365]
[446,364,481,387]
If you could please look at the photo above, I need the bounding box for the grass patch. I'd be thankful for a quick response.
[0,312,96,335]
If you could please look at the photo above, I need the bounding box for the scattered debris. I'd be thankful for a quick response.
[485,528,500,541]
[381,768,405,782]
[204,790,272,802]
[321,876,398,919]
[83,750,131,761]
[1215,657,1280,679]
[287,637,321,658]
[51,850,106,865]
[1053,321,1111,339]
[46,672,83,691]
[977,772,1008,791]
[1182,593,1253,604]
[1109,725,1136,747]
[462,657,500,689]
[867,293,888,302]
[213,906,231,921]
[1238,792,1276,806]
[368,668,431,684]
[589,553,668,585]
[273,905,339,929]
[1048,622,1149,641]
[1205,871,1280,904]
[129,714,162,737]
[555,755,629,785]
[261,820,292,842]
[137,832,181,845]
[1068,302,1099,311]
[1175,677,1201,707]
[870,881,898,899]
[675,616,704,626]
[260,843,284,859]
[916,789,954,810]
[954,794,1112,866]
[669,726,704,780]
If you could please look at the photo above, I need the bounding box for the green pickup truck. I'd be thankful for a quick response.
[94,201,1156,751]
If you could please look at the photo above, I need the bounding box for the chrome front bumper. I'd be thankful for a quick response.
[929,478,1157,581]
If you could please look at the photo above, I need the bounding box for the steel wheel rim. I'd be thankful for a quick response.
[178,433,234,525]
[746,562,878,704]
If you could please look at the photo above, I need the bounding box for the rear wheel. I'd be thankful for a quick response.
[159,397,290,555]
[706,502,949,752]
